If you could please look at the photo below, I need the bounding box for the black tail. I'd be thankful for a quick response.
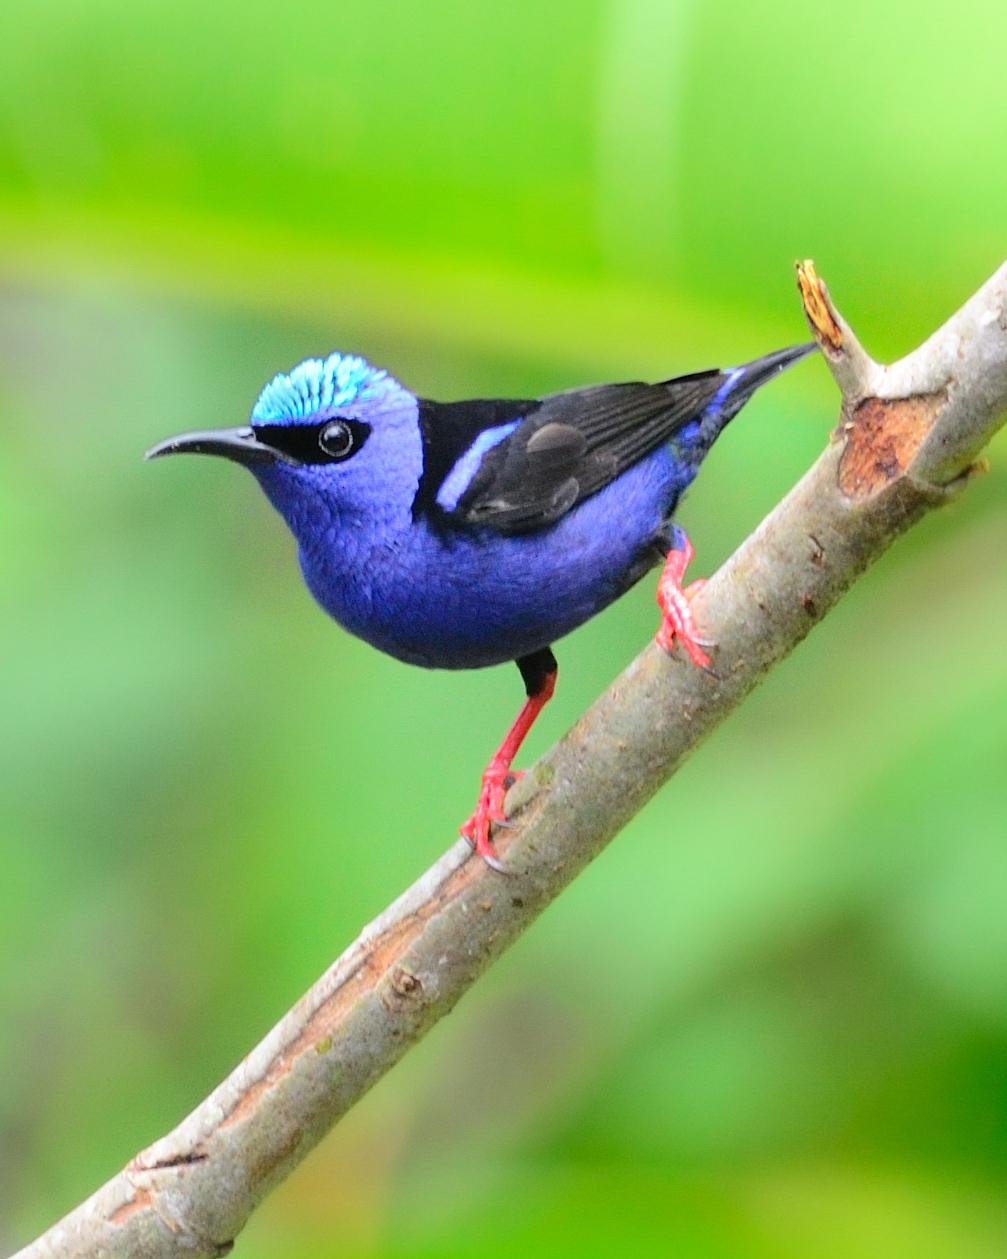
[723,342,816,409]
[684,342,815,449]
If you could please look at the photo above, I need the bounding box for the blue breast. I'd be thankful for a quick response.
[286,443,695,670]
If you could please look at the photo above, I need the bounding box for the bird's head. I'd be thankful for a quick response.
[147,352,423,530]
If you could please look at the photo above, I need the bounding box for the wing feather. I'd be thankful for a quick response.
[425,344,813,536]
[455,374,723,535]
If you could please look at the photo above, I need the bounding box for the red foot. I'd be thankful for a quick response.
[460,766,517,872]
[655,534,712,670]
[460,670,555,872]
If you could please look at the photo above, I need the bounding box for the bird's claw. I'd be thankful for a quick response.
[460,766,517,871]
[460,833,508,874]
[655,544,713,669]
[459,662,554,874]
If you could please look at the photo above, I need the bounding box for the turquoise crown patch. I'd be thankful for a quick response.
[251,352,392,424]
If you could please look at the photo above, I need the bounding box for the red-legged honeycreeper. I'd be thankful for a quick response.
[148,342,814,869]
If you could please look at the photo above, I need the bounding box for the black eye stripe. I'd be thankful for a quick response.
[253,418,371,465]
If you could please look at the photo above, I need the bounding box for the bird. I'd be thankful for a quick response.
[147,341,814,869]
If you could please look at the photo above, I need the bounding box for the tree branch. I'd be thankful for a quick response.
[13,261,1007,1259]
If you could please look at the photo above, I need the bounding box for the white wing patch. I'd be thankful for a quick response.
[436,421,519,512]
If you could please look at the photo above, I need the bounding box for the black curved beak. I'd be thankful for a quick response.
[145,426,293,466]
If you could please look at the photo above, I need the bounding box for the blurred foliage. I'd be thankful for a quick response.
[1,1,1006,1256]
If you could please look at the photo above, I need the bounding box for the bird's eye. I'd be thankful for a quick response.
[319,419,355,459]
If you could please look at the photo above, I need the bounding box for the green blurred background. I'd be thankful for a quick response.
[2,2,1006,1255]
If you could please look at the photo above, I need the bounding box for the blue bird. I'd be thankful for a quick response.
[148,342,813,868]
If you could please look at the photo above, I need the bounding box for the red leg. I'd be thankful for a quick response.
[460,656,557,871]
[655,529,712,669]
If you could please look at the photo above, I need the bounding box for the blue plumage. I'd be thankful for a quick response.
[148,341,813,866]
[251,397,688,670]
[251,352,390,423]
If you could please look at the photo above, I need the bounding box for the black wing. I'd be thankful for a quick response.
[451,372,725,535]
[418,345,813,536]
[412,395,541,523]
